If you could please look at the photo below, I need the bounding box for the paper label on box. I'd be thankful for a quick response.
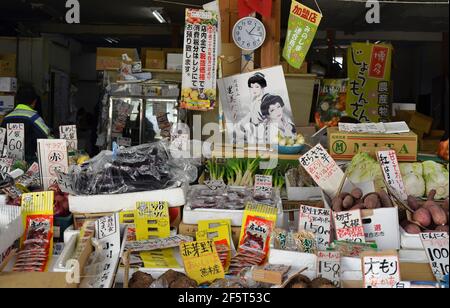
[362,253,401,288]
[254,175,273,196]
[59,125,78,151]
[299,144,345,199]
[420,232,449,282]
[333,210,366,243]
[6,123,24,161]
[377,150,407,201]
[0,157,13,174]
[135,201,170,240]
[317,251,341,288]
[0,127,6,154]
[180,240,225,284]
[139,249,181,268]
[298,205,332,251]
[37,139,69,190]
[81,213,121,289]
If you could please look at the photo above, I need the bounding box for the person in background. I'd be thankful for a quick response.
[1,84,52,162]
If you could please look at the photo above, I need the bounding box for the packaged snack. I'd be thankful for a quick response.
[14,191,54,272]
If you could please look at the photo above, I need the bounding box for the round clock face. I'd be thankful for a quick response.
[232,17,266,51]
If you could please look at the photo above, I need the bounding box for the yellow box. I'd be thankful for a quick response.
[96,48,139,70]
[142,49,166,70]
[328,127,418,162]
[0,54,16,77]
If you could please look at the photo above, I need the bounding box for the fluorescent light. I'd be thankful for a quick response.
[152,10,166,23]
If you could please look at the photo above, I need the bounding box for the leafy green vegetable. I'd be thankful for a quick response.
[422,161,449,199]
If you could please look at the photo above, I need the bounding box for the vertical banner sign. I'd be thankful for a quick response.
[80,213,121,288]
[7,123,25,161]
[298,205,332,251]
[420,232,449,282]
[377,150,408,201]
[362,252,401,288]
[299,144,345,199]
[37,139,69,190]
[180,240,225,284]
[59,125,78,151]
[0,127,6,155]
[333,210,366,243]
[181,9,218,111]
[283,0,322,69]
[317,251,341,288]
[346,42,393,123]
[254,175,273,196]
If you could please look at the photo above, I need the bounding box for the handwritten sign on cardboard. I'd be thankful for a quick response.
[361,251,401,288]
[317,251,341,288]
[377,150,407,201]
[298,205,332,251]
[420,232,449,282]
[333,210,366,243]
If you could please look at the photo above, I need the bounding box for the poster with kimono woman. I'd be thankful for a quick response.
[217,66,297,145]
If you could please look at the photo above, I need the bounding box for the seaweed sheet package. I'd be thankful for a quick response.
[14,191,54,272]
[229,204,277,275]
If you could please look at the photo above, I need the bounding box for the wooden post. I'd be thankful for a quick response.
[261,0,281,68]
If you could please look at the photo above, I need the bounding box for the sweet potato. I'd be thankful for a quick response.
[351,188,363,200]
[378,190,393,208]
[350,202,365,211]
[413,208,432,227]
[339,192,350,200]
[435,225,449,233]
[443,198,449,212]
[407,196,420,211]
[364,193,380,209]
[422,200,436,210]
[404,224,422,234]
[332,197,343,212]
[429,205,448,226]
[428,189,437,201]
[343,195,355,209]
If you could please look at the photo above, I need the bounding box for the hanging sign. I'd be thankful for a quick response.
[283,0,322,69]
[346,42,393,123]
[6,123,24,161]
[181,9,219,111]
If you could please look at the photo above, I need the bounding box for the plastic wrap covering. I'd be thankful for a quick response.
[66,141,198,195]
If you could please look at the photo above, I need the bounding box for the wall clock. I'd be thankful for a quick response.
[232,17,266,51]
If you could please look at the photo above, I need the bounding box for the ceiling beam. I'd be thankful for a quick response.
[23,22,177,36]
[315,30,444,42]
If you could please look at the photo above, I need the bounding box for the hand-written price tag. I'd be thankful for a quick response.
[135,201,170,240]
[56,172,76,195]
[37,139,69,190]
[59,125,78,151]
[317,251,341,288]
[333,210,366,243]
[0,127,6,155]
[6,123,24,161]
[299,144,345,199]
[377,150,407,201]
[420,232,449,282]
[0,157,13,174]
[80,213,121,289]
[362,252,401,288]
[204,179,227,191]
[180,240,225,285]
[298,205,332,251]
[254,175,273,196]
[117,136,132,147]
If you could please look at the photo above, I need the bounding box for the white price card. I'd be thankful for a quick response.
[37,139,69,190]
[254,174,273,196]
[59,125,78,151]
[420,232,449,282]
[0,127,6,155]
[333,210,366,243]
[56,172,76,195]
[6,123,24,161]
[298,205,332,251]
[0,157,13,174]
[299,144,345,199]
[80,213,121,289]
[317,251,341,288]
[362,251,401,288]
[377,150,407,201]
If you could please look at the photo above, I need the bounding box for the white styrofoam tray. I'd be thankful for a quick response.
[268,249,317,280]
[400,227,424,250]
[0,205,22,255]
[69,186,186,214]
[53,231,79,272]
[285,176,322,201]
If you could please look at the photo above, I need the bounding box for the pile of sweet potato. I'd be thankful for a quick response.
[331,188,394,212]
[401,190,449,234]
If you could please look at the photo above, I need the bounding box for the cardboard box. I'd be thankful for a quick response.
[142,49,166,70]
[409,112,433,135]
[0,54,16,77]
[361,208,400,250]
[288,61,308,74]
[220,43,241,77]
[419,130,445,153]
[178,222,241,248]
[327,127,418,162]
[0,95,15,113]
[166,53,183,71]
[0,77,17,92]
[96,48,139,70]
